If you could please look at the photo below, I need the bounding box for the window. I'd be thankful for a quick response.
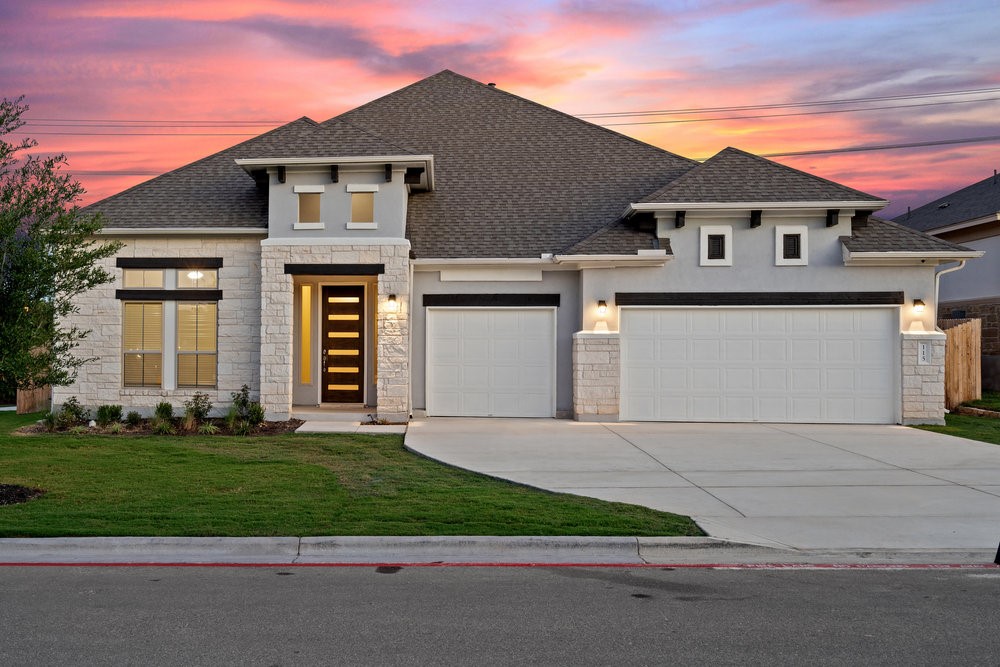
[707,235,726,260]
[177,303,217,387]
[177,269,218,289]
[122,269,163,288]
[298,193,321,224]
[123,302,163,387]
[775,225,808,266]
[351,192,374,223]
[699,225,733,266]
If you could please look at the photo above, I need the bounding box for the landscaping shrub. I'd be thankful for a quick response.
[231,385,251,417]
[183,392,213,420]
[106,422,124,435]
[126,411,142,427]
[58,397,89,426]
[231,420,253,437]
[247,402,265,426]
[153,402,174,421]
[152,420,175,436]
[198,422,219,435]
[181,408,198,432]
[95,404,123,427]
[42,411,58,432]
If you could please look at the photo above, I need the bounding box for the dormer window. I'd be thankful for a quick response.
[293,185,325,230]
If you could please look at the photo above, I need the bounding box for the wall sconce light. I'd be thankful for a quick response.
[386,294,398,312]
[913,299,925,313]
[597,299,608,317]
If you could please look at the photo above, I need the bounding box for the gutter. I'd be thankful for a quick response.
[935,261,969,325]
[99,227,268,236]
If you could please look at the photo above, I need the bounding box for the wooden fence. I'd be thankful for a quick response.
[938,318,981,410]
[16,386,51,414]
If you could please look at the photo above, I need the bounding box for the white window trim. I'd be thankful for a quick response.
[295,189,324,229]
[293,185,326,194]
[775,225,808,266]
[346,222,378,230]
[294,222,326,230]
[345,184,379,193]
[700,225,732,267]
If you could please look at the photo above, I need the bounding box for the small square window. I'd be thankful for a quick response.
[707,234,726,260]
[122,269,163,289]
[782,234,801,260]
[351,192,374,223]
[298,192,321,224]
[775,225,808,266]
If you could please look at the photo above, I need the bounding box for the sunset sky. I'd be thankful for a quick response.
[2,0,999,218]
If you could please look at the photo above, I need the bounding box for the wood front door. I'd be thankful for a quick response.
[322,285,365,403]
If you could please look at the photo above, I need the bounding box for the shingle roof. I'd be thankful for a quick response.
[328,70,697,258]
[640,147,885,205]
[563,221,665,255]
[87,117,414,229]
[841,217,975,253]
[892,172,1000,232]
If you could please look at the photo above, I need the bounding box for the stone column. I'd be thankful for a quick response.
[375,244,410,420]
[572,332,620,421]
[259,245,294,421]
[901,331,946,425]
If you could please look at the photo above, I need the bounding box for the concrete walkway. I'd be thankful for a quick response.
[405,419,1000,551]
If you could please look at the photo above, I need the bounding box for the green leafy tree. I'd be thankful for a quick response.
[0,96,122,396]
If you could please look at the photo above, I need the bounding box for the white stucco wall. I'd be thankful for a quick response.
[938,234,999,303]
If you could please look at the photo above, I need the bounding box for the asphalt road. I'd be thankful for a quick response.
[2,566,998,665]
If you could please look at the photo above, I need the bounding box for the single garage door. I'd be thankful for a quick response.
[620,307,898,423]
[426,308,556,417]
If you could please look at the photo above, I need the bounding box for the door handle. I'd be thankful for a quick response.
[322,349,328,370]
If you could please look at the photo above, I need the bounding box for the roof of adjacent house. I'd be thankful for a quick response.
[639,147,886,205]
[841,217,975,254]
[86,69,959,259]
[892,172,1000,232]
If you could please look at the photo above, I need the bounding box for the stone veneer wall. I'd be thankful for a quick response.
[572,332,620,421]
[52,236,263,414]
[258,240,410,421]
[900,331,947,425]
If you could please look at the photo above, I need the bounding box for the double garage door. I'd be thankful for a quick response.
[620,307,898,423]
[426,309,556,417]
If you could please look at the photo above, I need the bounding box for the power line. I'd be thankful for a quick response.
[579,85,1000,118]
[758,134,1000,158]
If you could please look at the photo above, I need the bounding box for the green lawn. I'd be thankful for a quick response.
[916,412,1000,446]
[961,391,1000,413]
[0,412,701,538]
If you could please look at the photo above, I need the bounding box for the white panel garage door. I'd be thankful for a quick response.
[620,308,897,423]
[426,308,555,417]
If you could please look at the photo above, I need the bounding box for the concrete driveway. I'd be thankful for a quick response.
[405,419,1000,551]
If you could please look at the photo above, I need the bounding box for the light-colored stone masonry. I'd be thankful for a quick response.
[572,332,620,421]
[258,241,410,421]
[53,237,263,415]
[900,331,946,426]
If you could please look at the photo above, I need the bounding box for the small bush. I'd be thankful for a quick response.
[231,420,253,437]
[181,408,198,432]
[152,420,175,436]
[230,385,252,418]
[184,392,213,420]
[225,404,240,432]
[67,425,88,435]
[198,422,219,435]
[106,422,125,435]
[247,402,265,426]
[42,411,58,432]
[95,404,123,427]
[154,402,174,421]
[126,411,142,427]
[59,397,90,425]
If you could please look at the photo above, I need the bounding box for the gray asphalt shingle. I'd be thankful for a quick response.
[841,217,974,253]
[892,172,1000,232]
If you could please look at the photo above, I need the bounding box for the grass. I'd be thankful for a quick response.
[0,412,701,538]
[916,412,1000,446]
[961,391,1000,413]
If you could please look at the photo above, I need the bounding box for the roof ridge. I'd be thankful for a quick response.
[719,146,883,201]
[82,117,320,211]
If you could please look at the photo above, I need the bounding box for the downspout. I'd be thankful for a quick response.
[408,251,415,418]
[934,260,967,330]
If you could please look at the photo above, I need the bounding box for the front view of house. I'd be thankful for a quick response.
[56,71,980,425]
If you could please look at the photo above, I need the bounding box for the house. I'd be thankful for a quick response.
[894,173,999,388]
[54,70,980,426]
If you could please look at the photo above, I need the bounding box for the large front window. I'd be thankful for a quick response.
[176,302,218,387]
[123,302,163,387]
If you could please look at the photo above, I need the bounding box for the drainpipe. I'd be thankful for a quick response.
[934,260,967,329]
[408,251,415,418]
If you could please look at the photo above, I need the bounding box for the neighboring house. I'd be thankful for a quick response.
[54,70,979,425]
[894,173,1000,388]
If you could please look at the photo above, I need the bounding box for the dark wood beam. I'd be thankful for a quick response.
[675,210,686,228]
[384,164,393,182]
[826,209,840,227]
[277,166,286,184]
[404,167,424,184]
[330,165,339,183]
[749,210,762,228]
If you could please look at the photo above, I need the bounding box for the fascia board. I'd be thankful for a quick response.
[926,213,1000,236]
[631,200,888,212]
[236,155,435,190]
[842,249,984,265]
[99,227,268,236]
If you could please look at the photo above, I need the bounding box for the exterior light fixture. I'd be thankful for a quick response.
[187,270,204,281]
[386,294,398,312]
[597,300,608,317]
[913,299,925,313]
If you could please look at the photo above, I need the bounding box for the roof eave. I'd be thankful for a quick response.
[235,155,435,190]
[632,200,888,212]
[98,227,268,237]
[841,248,984,266]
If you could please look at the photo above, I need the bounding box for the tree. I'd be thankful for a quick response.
[0,96,122,396]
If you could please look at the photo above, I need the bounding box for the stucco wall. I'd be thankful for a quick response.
[937,234,998,303]
[52,236,263,414]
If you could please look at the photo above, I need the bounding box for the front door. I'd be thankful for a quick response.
[322,285,365,403]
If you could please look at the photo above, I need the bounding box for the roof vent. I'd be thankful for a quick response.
[937,202,950,209]
[487,82,496,87]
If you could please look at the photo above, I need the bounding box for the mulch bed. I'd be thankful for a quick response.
[0,484,45,506]
[15,419,304,436]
